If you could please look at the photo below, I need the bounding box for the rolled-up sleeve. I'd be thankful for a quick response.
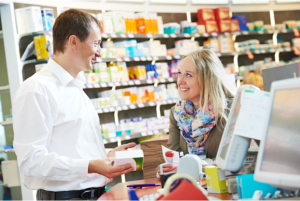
[13,92,89,181]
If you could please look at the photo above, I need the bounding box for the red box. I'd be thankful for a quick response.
[217,20,231,32]
[231,19,240,32]
[198,20,219,33]
[197,8,215,22]
[214,7,230,20]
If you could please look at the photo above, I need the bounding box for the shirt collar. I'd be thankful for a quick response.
[47,58,86,88]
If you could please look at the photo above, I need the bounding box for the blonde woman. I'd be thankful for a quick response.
[159,46,236,174]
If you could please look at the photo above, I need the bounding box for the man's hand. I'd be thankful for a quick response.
[88,158,134,179]
[157,164,178,176]
[107,142,136,158]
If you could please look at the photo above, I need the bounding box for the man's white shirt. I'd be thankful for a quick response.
[13,59,111,191]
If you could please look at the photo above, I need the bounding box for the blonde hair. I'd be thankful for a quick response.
[180,48,236,124]
[243,72,264,90]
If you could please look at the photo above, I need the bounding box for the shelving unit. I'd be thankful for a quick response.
[0,119,13,127]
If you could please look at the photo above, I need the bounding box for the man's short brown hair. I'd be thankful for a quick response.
[52,9,102,54]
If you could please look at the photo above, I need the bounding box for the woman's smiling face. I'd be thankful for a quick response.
[177,57,201,108]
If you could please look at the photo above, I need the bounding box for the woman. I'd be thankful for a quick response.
[159,46,236,174]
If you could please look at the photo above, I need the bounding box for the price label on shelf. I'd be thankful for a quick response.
[211,32,218,37]
[149,102,155,106]
[147,34,153,38]
[184,34,190,37]
[124,57,130,62]
[128,33,134,38]
[260,50,266,54]
[116,57,122,62]
[114,82,121,86]
[87,84,93,88]
[163,34,169,38]
[170,34,176,38]
[133,57,140,61]
[173,99,178,103]
[125,135,131,140]
[147,56,152,61]
[122,105,129,110]
[129,104,136,109]
[164,128,169,133]
[203,33,209,37]
[97,109,103,113]
[102,33,108,38]
[120,34,126,38]
[153,56,159,60]
[160,78,166,83]
[100,83,108,87]
[140,57,146,61]
[109,107,115,112]
[224,32,230,36]
[282,29,288,33]
[174,55,181,59]
[134,80,141,85]
[82,85,86,89]
[267,30,273,34]
[121,81,128,86]
[167,78,174,82]
[138,103,144,108]
[103,108,109,113]
[128,80,134,85]
[108,82,114,87]
[194,33,200,37]
[216,53,221,57]
[93,83,100,88]
[254,50,260,54]
[141,132,147,136]
[154,130,159,135]
[258,31,264,34]
[96,58,102,62]
[103,139,107,144]
[166,56,172,60]
[285,48,292,52]
[110,33,117,38]
[242,31,249,35]
[235,31,241,35]
[116,106,122,111]
[167,100,173,104]
[146,79,153,84]
[162,100,167,104]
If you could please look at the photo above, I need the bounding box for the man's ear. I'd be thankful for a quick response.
[69,35,77,50]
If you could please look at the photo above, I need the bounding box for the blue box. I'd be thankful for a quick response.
[236,174,278,199]
[125,46,139,57]
[232,15,248,31]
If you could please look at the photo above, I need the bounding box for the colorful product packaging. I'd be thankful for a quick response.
[197,8,215,22]
[198,20,219,33]
[231,15,248,31]
[214,7,230,20]
[205,166,227,194]
[283,20,297,30]
[253,21,264,31]
[34,35,49,60]
[41,8,54,32]
[231,19,240,32]
[217,20,231,32]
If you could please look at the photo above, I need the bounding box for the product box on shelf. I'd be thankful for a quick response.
[124,12,137,34]
[253,21,264,31]
[15,6,44,34]
[198,20,219,33]
[163,23,181,34]
[275,24,285,31]
[103,14,114,33]
[263,25,273,32]
[219,35,234,53]
[34,35,49,60]
[204,38,220,53]
[231,15,248,31]
[104,12,126,33]
[214,7,230,20]
[283,20,297,30]
[157,16,164,34]
[197,25,206,34]
[217,20,231,32]
[128,65,147,80]
[231,19,240,32]
[41,8,54,32]
[197,8,215,22]
[107,66,119,81]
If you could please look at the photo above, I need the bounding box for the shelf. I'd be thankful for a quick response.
[0,30,3,39]
[0,85,9,93]
[83,78,177,89]
[0,149,14,153]
[18,30,52,40]
[103,128,169,144]
[237,48,292,56]
[100,29,296,39]
[21,59,48,66]
[96,98,179,114]
[0,119,13,127]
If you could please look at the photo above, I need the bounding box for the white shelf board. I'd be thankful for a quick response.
[0,85,9,93]
[0,119,13,126]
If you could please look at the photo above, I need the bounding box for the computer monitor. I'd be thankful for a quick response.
[215,84,260,172]
[254,78,300,189]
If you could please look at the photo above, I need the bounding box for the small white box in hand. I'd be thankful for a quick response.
[114,150,144,171]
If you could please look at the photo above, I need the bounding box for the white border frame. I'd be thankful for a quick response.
[254,78,300,189]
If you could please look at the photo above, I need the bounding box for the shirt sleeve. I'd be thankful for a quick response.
[167,107,182,153]
[13,92,89,181]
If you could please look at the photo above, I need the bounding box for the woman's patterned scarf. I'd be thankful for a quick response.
[173,100,216,155]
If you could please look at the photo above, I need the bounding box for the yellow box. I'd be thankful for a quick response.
[205,166,227,194]
[34,35,49,60]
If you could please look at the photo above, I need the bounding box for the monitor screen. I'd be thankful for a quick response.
[260,88,300,174]
[219,92,242,160]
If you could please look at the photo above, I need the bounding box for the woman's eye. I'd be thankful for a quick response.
[187,74,192,77]
[178,72,182,76]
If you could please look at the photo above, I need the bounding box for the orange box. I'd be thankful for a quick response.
[218,20,231,32]
[214,7,230,20]
[197,8,215,21]
[231,19,240,32]
[198,20,219,33]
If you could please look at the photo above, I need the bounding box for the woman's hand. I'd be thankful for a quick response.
[157,164,178,176]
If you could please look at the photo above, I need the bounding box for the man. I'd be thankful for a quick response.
[13,9,135,200]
